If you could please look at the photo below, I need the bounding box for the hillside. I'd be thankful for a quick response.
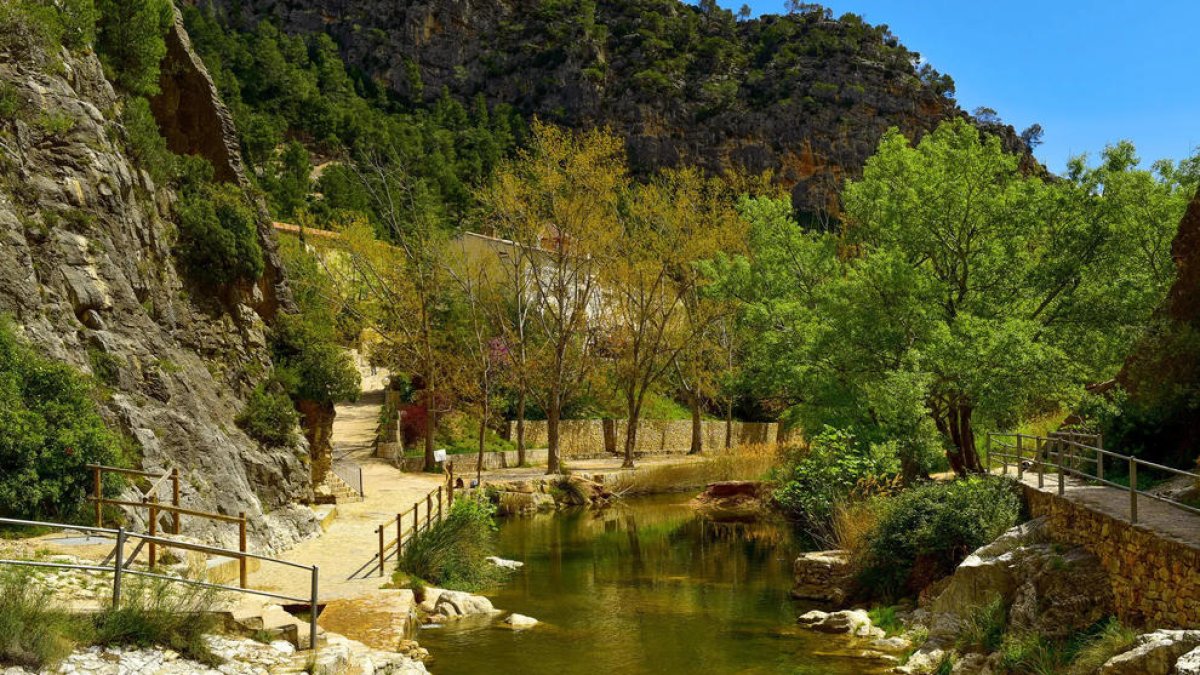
[190,0,1031,218]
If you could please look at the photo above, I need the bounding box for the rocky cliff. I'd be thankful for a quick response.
[193,0,1030,216]
[0,17,316,549]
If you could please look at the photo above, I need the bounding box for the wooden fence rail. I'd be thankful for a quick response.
[87,464,250,587]
[988,431,1200,524]
[356,465,457,580]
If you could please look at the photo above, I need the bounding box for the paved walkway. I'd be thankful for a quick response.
[1003,469,1200,550]
[248,358,444,602]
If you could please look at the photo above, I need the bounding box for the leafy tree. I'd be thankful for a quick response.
[1020,123,1044,149]
[95,0,173,96]
[0,318,124,519]
[175,183,264,287]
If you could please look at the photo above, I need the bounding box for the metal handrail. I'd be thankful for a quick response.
[988,432,1200,524]
[0,516,321,652]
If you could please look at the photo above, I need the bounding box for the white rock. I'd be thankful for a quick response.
[486,556,525,570]
[501,613,539,629]
[269,640,296,655]
[1100,630,1200,675]
[1175,646,1200,675]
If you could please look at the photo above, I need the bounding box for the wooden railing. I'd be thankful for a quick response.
[988,431,1200,524]
[354,466,458,579]
[87,464,250,587]
[0,516,320,650]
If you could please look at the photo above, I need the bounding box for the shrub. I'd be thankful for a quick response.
[398,496,503,591]
[0,1,66,60]
[121,97,176,186]
[236,379,299,448]
[772,427,899,536]
[0,83,23,121]
[93,575,220,666]
[175,184,264,287]
[956,595,1007,653]
[0,317,125,519]
[1067,619,1138,675]
[271,313,360,405]
[858,477,1022,598]
[95,0,174,96]
[0,568,87,668]
[997,631,1067,674]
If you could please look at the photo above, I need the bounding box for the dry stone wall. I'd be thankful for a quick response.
[511,419,784,457]
[1022,485,1200,628]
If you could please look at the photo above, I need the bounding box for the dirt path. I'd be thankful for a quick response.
[249,357,444,602]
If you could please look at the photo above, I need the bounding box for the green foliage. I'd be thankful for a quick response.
[956,595,1007,653]
[92,576,220,666]
[859,477,1022,598]
[772,427,899,532]
[997,632,1068,674]
[398,496,504,591]
[0,318,125,519]
[0,83,21,121]
[175,183,264,287]
[867,605,903,637]
[1067,619,1138,675]
[236,379,299,448]
[0,1,83,60]
[95,0,173,96]
[0,568,85,669]
[87,347,122,387]
[121,97,176,186]
[36,112,76,138]
[272,314,360,405]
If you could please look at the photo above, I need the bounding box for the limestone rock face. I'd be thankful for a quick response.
[1099,630,1200,675]
[1175,645,1200,675]
[791,549,853,605]
[428,589,497,619]
[0,28,314,547]
[927,518,1113,643]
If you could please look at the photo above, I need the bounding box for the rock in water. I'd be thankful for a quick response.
[691,480,770,522]
[486,556,525,570]
[501,613,539,629]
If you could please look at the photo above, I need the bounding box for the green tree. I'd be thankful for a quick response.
[95,0,173,96]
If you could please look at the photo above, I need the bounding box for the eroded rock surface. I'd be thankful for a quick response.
[791,549,853,605]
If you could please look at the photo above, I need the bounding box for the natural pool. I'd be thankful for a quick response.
[417,494,887,674]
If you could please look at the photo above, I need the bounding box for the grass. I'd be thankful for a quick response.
[956,596,1007,653]
[608,443,780,495]
[868,605,904,636]
[398,496,505,592]
[1066,619,1138,675]
[0,568,221,669]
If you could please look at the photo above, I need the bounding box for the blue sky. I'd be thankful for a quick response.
[714,1,1199,173]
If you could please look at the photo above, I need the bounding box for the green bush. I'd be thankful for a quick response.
[858,477,1022,598]
[0,317,125,519]
[121,97,176,186]
[0,1,68,59]
[956,595,1007,653]
[236,379,299,448]
[93,575,219,666]
[95,0,173,96]
[0,568,87,669]
[175,184,264,287]
[398,496,504,591]
[772,427,899,534]
[271,313,360,406]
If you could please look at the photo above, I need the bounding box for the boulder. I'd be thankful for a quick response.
[433,590,497,618]
[791,549,854,605]
[692,480,771,521]
[496,490,554,515]
[1099,630,1200,675]
[1175,646,1200,675]
[797,609,882,638]
[501,613,539,629]
[927,518,1112,642]
[486,556,524,570]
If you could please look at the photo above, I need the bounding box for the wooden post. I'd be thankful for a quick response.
[1058,449,1065,496]
[426,493,432,531]
[170,468,181,535]
[309,566,320,652]
[447,462,455,507]
[396,514,404,558]
[1036,437,1044,489]
[1097,437,1105,482]
[1129,459,1138,524]
[238,512,248,589]
[437,486,443,523]
[377,525,385,577]
[147,496,158,569]
[412,502,418,538]
[93,466,103,527]
[112,527,125,610]
[1017,435,1024,479]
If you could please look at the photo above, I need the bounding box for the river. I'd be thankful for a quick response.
[417,493,888,674]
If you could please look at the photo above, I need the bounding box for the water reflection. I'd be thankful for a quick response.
[418,494,886,675]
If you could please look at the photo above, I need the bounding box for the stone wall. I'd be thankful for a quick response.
[1022,485,1200,628]
[510,419,784,457]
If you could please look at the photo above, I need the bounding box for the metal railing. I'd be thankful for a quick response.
[987,431,1200,524]
[331,460,365,499]
[353,468,456,579]
[0,516,320,650]
[88,464,250,587]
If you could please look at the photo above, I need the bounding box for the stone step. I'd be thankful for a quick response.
[218,598,326,650]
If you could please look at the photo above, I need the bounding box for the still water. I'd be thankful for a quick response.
[418,494,886,675]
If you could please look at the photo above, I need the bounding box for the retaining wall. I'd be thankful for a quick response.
[1022,485,1200,628]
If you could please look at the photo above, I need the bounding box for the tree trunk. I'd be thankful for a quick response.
[423,393,436,472]
[959,404,983,473]
[602,418,617,455]
[515,388,527,467]
[623,396,639,469]
[689,394,703,455]
[476,403,487,486]
[546,395,561,475]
